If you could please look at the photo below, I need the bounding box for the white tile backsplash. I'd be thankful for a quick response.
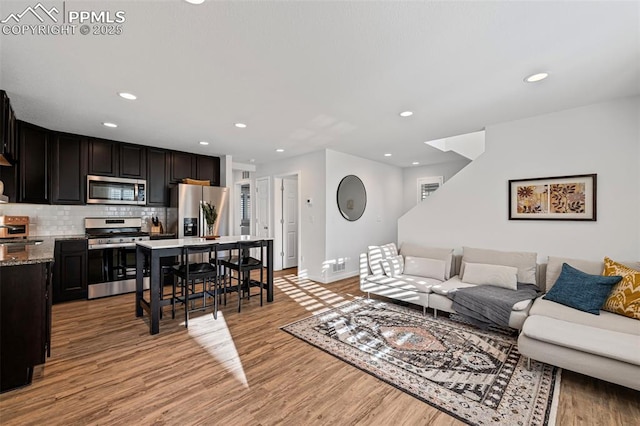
[0,204,167,236]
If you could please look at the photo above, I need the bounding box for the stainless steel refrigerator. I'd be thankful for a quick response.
[167,184,229,238]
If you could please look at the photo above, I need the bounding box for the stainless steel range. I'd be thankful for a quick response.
[85,217,150,299]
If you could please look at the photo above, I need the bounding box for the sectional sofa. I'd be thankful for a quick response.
[518,256,640,391]
[359,243,640,390]
[359,243,541,329]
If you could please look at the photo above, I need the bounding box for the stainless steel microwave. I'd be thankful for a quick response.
[86,175,146,205]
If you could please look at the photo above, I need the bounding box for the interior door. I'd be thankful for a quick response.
[255,177,270,238]
[282,177,298,269]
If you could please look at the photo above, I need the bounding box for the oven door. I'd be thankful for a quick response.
[87,246,174,299]
[87,246,150,299]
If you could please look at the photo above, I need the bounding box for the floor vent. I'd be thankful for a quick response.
[332,262,346,273]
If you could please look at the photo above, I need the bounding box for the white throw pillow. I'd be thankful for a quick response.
[462,262,518,290]
[382,255,404,277]
[368,243,398,275]
[403,256,446,281]
[460,246,537,285]
[400,243,454,279]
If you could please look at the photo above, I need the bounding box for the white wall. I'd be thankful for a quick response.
[325,149,403,282]
[256,150,327,281]
[399,96,640,263]
[402,158,471,213]
[257,148,404,283]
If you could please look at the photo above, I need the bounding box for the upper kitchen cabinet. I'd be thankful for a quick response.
[147,147,169,206]
[50,132,87,205]
[169,151,194,184]
[18,121,50,204]
[120,143,146,179]
[1,90,17,162]
[88,138,119,177]
[195,155,220,186]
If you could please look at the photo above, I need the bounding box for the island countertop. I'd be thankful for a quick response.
[136,235,273,250]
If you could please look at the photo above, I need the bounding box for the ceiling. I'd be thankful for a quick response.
[1,1,638,167]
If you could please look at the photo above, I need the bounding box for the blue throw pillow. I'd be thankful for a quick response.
[543,263,622,314]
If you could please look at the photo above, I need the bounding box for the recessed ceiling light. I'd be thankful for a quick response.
[102,122,118,128]
[199,141,209,145]
[412,161,420,165]
[249,159,255,163]
[234,123,247,128]
[524,72,549,83]
[184,0,205,4]
[118,92,137,100]
[399,111,413,117]
[384,153,392,157]
[276,149,284,153]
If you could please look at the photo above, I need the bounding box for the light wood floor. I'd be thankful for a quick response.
[1,270,638,425]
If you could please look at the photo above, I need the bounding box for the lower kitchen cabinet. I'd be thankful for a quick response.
[53,239,88,303]
[0,262,52,393]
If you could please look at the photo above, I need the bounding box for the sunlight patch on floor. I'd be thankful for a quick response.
[184,312,248,388]
[274,273,353,314]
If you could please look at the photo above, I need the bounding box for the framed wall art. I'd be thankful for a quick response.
[508,174,597,221]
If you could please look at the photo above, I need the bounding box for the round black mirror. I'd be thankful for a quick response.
[337,175,367,221]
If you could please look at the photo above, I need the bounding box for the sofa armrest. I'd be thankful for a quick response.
[359,253,370,285]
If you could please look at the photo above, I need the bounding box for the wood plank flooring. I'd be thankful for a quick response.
[1,270,638,425]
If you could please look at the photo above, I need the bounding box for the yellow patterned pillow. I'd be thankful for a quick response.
[602,257,640,320]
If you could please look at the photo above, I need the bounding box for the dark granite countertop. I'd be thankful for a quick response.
[0,235,87,267]
[0,237,55,267]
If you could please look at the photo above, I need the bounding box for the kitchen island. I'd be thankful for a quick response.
[135,236,274,335]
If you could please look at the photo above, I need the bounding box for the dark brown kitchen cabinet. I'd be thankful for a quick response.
[88,138,119,177]
[1,90,17,163]
[50,132,87,205]
[169,151,194,184]
[195,155,220,186]
[120,143,146,179]
[18,121,49,204]
[53,239,88,303]
[1,262,52,393]
[147,147,169,206]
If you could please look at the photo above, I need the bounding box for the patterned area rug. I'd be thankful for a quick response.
[282,298,560,426]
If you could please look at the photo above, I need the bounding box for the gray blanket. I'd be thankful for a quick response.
[447,283,542,329]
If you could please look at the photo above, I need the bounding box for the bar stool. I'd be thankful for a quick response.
[219,239,265,312]
[172,244,220,327]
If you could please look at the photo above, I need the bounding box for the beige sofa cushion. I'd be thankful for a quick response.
[522,315,640,366]
[399,243,454,279]
[368,243,398,275]
[381,255,404,277]
[462,263,518,290]
[403,256,447,281]
[545,256,603,291]
[460,247,537,285]
[529,297,640,335]
[364,274,440,294]
[430,275,476,295]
